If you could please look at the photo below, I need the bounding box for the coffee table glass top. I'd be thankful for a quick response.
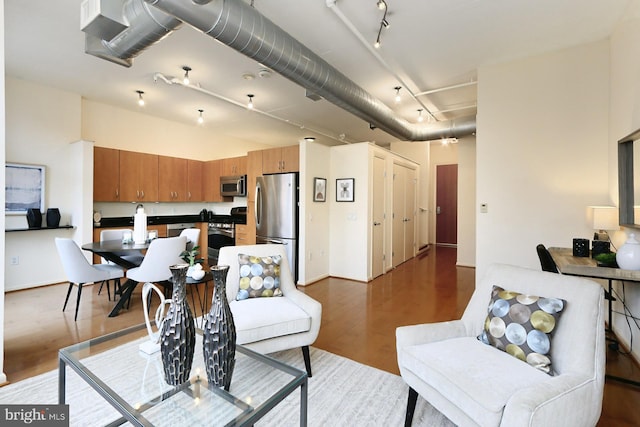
[59,324,307,426]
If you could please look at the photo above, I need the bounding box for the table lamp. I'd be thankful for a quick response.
[591,206,619,241]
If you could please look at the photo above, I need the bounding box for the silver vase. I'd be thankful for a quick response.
[203,264,237,390]
[160,263,196,386]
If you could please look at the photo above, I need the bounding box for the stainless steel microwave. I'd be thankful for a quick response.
[220,175,247,197]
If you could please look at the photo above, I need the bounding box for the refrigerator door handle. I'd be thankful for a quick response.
[255,182,262,228]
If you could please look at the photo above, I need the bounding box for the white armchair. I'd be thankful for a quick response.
[396,263,605,427]
[218,244,322,376]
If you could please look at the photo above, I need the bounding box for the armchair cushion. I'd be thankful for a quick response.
[236,253,283,300]
[479,285,565,375]
[230,297,311,344]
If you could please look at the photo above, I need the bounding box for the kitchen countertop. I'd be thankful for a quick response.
[95,214,205,228]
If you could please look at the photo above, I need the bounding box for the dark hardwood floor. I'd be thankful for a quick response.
[2,246,639,425]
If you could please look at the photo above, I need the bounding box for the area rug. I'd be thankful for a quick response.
[0,338,454,426]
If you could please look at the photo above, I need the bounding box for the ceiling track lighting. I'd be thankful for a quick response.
[197,109,204,124]
[247,94,254,110]
[417,109,424,122]
[182,66,192,85]
[136,90,145,106]
[373,1,389,48]
[394,86,402,103]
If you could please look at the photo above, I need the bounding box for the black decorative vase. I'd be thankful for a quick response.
[203,265,237,390]
[26,208,42,228]
[46,208,60,228]
[160,264,196,386]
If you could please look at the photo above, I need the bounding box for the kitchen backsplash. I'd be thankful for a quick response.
[94,198,247,218]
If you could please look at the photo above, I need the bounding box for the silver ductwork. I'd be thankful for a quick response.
[86,0,476,140]
[83,0,182,67]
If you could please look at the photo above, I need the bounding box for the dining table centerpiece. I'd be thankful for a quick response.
[181,245,205,279]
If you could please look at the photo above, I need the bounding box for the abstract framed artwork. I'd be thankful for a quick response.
[336,178,354,202]
[5,163,46,214]
[313,177,327,202]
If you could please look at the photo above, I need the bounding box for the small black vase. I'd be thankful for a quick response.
[160,264,196,386]
[26,208,42,228]
[46,208,60,228]
[203,265,237,390]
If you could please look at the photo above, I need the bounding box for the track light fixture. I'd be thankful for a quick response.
[197,109,204,124]
[136,90,145,106]
[182,66,191,85]
[247,94,254,109]
[373,1,389,48]
[417,109,424,122]
[394,86,402,103]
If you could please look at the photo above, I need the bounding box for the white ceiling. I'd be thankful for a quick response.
[4,0,633,148]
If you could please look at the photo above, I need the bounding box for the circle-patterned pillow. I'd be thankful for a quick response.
[478,285,566,375]
[236,253,283,300]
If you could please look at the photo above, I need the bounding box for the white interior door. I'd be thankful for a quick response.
[403,168,417,259]
[372,156,385,279]
[392,164,405,268]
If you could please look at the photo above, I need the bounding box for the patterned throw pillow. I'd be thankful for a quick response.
[236,254,283,300]
[478,285,566,375]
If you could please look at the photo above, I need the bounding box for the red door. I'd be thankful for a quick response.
[436,164,457,246]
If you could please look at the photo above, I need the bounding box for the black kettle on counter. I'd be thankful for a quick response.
[199,209,209,222]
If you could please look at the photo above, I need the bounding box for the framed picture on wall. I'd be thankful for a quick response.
[313,177,327,202]
[5,163,46,214]
[336,178,355,202]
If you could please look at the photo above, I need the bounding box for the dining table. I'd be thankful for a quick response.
[82,239,151,317]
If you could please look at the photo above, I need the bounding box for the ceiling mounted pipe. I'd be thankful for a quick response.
[90,0,476,141]
[84,0,183,67]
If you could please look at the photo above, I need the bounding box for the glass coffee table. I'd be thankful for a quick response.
[58,324,307,426]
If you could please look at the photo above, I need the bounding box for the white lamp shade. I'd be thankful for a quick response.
[591,206,619,231]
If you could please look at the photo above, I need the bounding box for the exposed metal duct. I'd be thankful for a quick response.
[87,0,476,140]
[83,0,182,67]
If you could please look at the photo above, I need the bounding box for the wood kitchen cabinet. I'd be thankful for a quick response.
[119,150,159,202]
[187,160,204,202]
[204,159,229,202]
[246,150,263,202]
[221,156,247,176]
[94,147,120,201]
[158,155,187,202]
[262,145,299,174]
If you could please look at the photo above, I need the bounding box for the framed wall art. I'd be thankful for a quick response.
[314,177,327,202]
[5,163,46,214]
[336,178,354,202]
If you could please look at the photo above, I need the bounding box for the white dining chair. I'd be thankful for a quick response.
[55,238,125,321]
[179,228,201,252]
[126,236,188,301]
[98,228,142,300]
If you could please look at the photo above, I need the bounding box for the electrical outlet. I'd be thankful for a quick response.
[10,256,19,265]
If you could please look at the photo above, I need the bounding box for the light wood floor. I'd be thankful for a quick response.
[2,246,639,426]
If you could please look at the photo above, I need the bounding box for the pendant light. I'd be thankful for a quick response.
[182,66,191,85]
[197,109,204,124]
[247,94,254,110]
[394,86,402,103]
[136,90,145,106]
[417,109,424,122]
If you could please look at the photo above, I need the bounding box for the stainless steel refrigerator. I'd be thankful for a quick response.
[255,173,299,281]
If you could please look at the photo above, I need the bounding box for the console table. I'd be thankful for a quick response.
[548,247,640,387]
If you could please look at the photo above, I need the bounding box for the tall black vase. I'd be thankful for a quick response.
[160,264,196,386]
[203,265,237,390]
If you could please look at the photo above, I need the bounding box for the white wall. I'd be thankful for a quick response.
[299,141,331,284]
[457,136,476,267]
[476,39,610,280]
[608,4,640,358]
[5,77,82,290]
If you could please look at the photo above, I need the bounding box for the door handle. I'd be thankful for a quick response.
[373,222,381,226]
[436,206,441,214]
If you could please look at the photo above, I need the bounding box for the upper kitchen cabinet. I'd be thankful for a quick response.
[221,156,247,176]
[204,159,228,202]
[94,147,120,202]
[247,150,263,202]
[119,150,159,202]
[158,155,187,202]
[262,145,299,174]
[187,160,204,202]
